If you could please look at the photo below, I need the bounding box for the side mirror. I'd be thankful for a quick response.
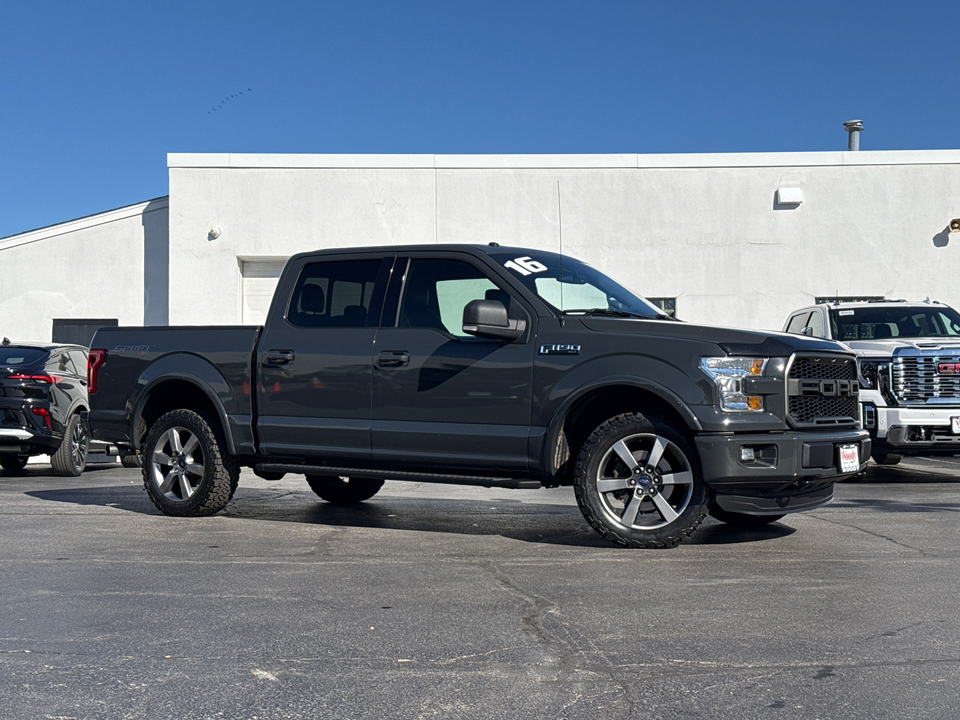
[462,299,526,340]
[800,326,814,336]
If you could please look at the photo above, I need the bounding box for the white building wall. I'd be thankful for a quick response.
[167,152,960,331]
[0,198,168,341]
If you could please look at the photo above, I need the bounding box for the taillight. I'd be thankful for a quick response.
[88,349,107,394]
[6,373,59,384]
[31,407,52,430]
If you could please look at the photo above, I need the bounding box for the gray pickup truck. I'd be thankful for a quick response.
[88,244,869,547]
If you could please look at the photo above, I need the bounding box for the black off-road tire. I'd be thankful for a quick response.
[142,409,240,517]
[0,454,30,472]
[573,412,708,548]
[120,453,142,468]
[709,506,785,527]
[872,453,903,466]
[51,413,89,477]
[306,475,384,504]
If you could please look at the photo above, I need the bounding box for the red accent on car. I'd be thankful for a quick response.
[939,363,960,375]
[88,349,107,394]
[31,406,52,430]
[6,373,59,384]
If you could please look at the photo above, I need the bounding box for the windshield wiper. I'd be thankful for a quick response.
[562,308,656,320]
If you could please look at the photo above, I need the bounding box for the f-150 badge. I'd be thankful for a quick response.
[540,344,581,355]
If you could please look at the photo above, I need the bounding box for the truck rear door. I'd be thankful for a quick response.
[256,253,393,461]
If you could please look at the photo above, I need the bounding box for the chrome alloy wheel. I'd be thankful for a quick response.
[71,418,88,468]
[594,432,695,531]
[150,426,206,502]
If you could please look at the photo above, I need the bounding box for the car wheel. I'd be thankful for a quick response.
[709,506,785,527]
[142,409,239,516]
[120,453,142,468]
[306,475,384,504]
[573,412,708,548]
[51,414,89,477]
[872,453,903,466]
[0,454,30,472]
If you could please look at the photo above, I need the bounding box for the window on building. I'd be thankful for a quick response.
[647,297,677,318]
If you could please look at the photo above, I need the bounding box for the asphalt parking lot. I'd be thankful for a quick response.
[3,457,960,720]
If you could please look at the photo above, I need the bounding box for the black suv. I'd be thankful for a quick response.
[0,339,90,475]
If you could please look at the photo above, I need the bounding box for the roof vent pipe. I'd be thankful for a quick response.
[844,119,864,151]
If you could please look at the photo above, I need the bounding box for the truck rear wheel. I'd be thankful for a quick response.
[142,409,239,516]
[872,453,903,466]
[573,412,707,548]
[306,475,384,504]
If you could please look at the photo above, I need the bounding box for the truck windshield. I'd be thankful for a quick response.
[489,250,665,319]
[830,306,960,340]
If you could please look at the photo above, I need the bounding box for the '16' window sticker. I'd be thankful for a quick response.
[504,257,547,276]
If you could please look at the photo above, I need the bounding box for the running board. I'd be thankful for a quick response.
[255,463,543,490]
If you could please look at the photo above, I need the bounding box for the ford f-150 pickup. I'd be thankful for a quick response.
[88,244,870,547]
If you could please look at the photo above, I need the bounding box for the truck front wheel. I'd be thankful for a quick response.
[142,409,239,516]
[573,412,708,548]
[306,475,384,504]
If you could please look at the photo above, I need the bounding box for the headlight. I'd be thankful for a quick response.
[701,357,768,412]
[859,360,884,389]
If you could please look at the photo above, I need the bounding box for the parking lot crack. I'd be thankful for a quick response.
[809,513,933,556]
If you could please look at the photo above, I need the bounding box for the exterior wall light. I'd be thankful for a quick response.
[949,219,960,233]
[208,227,222,241]
[776,187,803,206]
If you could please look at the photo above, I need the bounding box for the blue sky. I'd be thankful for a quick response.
[2,1,959,238]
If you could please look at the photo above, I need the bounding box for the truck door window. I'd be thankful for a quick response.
[288,259,382,328]
[807,311,825,337]
[398,259,500,337]
[786,312,810,334]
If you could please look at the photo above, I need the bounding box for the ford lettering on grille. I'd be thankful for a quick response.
[787,354,860,427]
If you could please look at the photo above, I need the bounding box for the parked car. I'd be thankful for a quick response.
[782,299,960,465]
[88,244,869,548]
[0,339,90,475]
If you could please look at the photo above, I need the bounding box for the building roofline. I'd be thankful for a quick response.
[0,197,168,249]
[167,150,960,171]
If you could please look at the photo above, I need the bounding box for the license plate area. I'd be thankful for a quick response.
[838,443,860,473]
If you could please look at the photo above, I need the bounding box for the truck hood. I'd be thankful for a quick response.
[580,317,849,357]
[844,337,960,358]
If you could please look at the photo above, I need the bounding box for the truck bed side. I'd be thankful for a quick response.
[88,326,261,455]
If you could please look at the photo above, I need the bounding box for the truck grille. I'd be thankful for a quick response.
[891,356,960,404]
[787,354,859,427]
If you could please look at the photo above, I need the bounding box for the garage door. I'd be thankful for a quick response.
[241,259,287,324]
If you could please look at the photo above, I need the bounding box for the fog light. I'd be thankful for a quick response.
[740,447,756,463]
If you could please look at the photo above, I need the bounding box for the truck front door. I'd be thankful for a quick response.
[371,253,536,472]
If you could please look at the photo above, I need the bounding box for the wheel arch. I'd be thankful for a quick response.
[130,357,237,454]
[542,381,701,480]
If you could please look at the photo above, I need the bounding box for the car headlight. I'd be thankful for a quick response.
[859,359,886,389]
[701,357,768,412]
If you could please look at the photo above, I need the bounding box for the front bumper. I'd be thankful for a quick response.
[867,404,960,451]
[695,428,871,515]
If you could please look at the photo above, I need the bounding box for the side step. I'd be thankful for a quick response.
[255,463,543,490]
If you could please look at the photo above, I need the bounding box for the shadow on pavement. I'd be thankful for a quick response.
[22,482,798,548]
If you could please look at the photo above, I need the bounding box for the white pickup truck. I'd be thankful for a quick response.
[783,299,960,465]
